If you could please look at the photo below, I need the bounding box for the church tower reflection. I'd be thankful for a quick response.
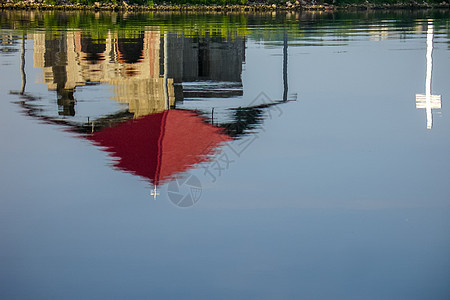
[416,20,442,130]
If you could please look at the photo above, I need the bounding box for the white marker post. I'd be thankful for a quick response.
[416,21,441,129]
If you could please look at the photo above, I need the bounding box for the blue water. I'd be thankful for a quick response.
[1,10,450,299]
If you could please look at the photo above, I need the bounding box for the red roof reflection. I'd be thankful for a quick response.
[88,110,232,185]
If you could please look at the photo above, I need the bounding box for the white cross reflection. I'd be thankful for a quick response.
[151,185,160,200]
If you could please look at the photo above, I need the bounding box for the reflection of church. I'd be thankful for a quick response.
[17,29,290,194]
[27,30,250,192]
[31,30,245,119]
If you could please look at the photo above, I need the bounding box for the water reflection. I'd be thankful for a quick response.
[2,12,450,298]
[88,109,232,188]
[0,32,19,54]
[415,20,442,130]
[16,28,289,191]
[8,12,448,198]
[28,30,248,119]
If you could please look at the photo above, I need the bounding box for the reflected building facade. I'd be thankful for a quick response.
[27,30,247,189]
[30,30,245,120]
[18,29,290,191]
[32,30,175,118]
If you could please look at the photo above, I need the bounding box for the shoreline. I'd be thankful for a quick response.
[1,2,449,12]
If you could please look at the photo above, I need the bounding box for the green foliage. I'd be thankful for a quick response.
[69,0,250,7]
[73,0,150,5]
[2,0,449,5]
[332,0,448,4]
[76,0,111,4]
[151,0,248,4]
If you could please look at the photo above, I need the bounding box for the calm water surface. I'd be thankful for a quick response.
[1,10,450,299]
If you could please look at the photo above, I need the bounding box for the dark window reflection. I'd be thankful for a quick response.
[117,33,144,64]
[80,35,106,64]
[197,39,210,78]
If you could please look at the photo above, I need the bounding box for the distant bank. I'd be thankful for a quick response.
[1,0,449,12]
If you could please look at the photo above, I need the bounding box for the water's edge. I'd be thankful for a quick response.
[1,2,449,12]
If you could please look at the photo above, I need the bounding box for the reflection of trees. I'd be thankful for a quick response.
[219,107,267,137]
[217,100,290,138]
[3,10,449,45]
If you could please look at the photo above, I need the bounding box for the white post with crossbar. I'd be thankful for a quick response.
[416,21,442,129]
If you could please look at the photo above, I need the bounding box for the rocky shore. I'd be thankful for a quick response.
[1,0,449,12]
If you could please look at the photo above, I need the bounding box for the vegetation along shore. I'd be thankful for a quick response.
[1,0,449,12]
